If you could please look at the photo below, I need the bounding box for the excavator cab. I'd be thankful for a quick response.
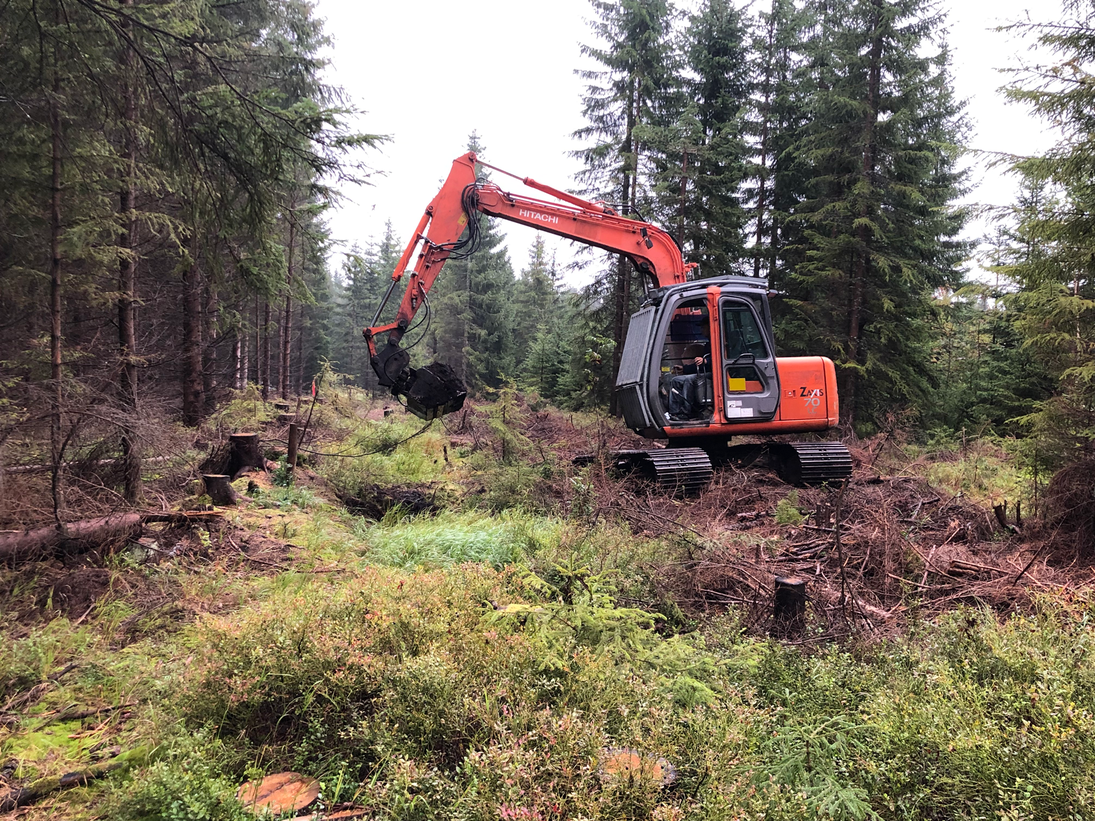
[618,276,783,437]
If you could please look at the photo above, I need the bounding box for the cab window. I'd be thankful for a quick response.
[722,302,769,361]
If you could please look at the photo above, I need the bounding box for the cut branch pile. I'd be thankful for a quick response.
[638,467,1062,638]
[1042,455,1095,559]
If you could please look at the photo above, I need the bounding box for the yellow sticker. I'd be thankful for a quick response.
[458,214,468,226]
[727,377,746,392]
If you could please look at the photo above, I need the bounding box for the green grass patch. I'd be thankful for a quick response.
[321,416,455,491]
[363,510,564,570]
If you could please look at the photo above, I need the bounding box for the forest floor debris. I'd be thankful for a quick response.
[1,392,1093,819]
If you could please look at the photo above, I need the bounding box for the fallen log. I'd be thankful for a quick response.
[0,747,148,812]
[0,512,220,566]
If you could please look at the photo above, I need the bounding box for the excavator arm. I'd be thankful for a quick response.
[364,151,695,419]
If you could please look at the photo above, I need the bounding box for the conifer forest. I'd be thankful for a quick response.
[2,0,1095,819]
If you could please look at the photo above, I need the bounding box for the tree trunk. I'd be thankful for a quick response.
[295,317,305,396]
[262,300,271,401]
[181,250,204,426]
[0,750,144,812]
[844,3,884,430]
[203,277,218,410]
[287,423,300,471]
[0,513,217,567]
[228,432,264,478]
[0,514,142,565]
[49,33,64,521]
[753,6,777,278]
[609,72,640,417]
[773,576,807,637]
[242,308,250,388]
[118,0,140,504]
[234,331,243,390]
[254,295,261,389]
[280,217,296,400]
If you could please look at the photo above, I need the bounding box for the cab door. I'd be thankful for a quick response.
[718,298,779,422]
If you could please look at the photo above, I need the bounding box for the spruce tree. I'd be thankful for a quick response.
[513,238,570,400]
[647,0,753,277]
[748,0,814,281]
[997,1,1095,465]
[776,0,968,429]
[574,0,678,413]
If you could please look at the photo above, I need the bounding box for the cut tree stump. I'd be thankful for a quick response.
[228,432,264,479]
[287,423,300,472]
[202,474,236,506]
[237,773,320,815]
[773,576,807,637]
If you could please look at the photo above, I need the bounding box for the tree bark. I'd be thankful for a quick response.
[234,330,243,390]
[287,423,300,472]
[0,512,219,566]
[280,216,296,400]
[773,576,807,637]
[228,432,264,478]
[254,295,262,389]
[242,310,250,388]
[181,249,204,426]
[202,474,236,506]
[295,318,305,397]
[262,300,272,401]
[0,751,143,812]
[203,276,218,409]
[0,515,144,565]
[118,0,140,503]
[609,72,640,417]
[49,29,65,521]
[753,6,777,278]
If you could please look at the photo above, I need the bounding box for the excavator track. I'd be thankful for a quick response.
[576,442,848,492]
[772,442,853,486]
[575,447,714,494]
[642,447,714,493]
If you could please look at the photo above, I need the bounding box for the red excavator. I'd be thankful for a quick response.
[363,152,851,489]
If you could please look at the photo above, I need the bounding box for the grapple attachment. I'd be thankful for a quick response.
[371,339,467,421]
[403,362,467,421]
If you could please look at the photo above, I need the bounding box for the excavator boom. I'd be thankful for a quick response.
[364,151,694,418]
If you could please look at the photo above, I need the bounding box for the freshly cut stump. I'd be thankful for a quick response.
[236,772,320,815]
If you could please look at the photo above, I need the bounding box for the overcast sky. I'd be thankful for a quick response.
[316,0,1062,283]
